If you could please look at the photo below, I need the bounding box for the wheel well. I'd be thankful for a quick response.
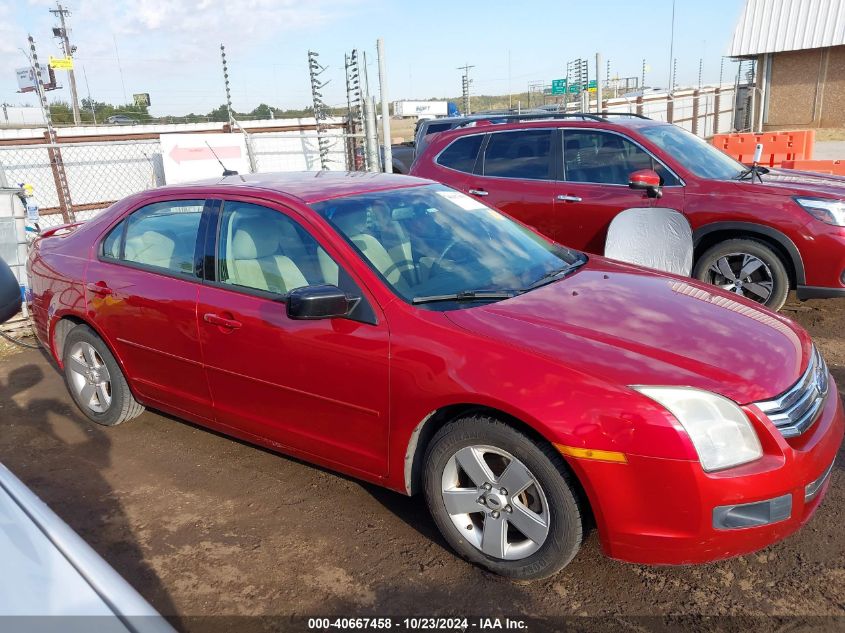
[52,315,87,362]
[694,229,797,288]
[405,404,573,485]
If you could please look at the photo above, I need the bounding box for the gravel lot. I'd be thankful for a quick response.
[0,295,843,630]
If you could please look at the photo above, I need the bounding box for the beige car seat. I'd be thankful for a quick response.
[331,207,407,290]
[228,218,307,294]
[125,230,176,270]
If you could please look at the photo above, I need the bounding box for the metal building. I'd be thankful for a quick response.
[730,0,845,130]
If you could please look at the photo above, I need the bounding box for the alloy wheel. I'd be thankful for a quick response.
[66,341,112,413]
[707,252,774,304]
[440,445,550,560]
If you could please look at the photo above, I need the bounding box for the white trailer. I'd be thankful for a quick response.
[393,101,448,119]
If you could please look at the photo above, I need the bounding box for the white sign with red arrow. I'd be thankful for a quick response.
[160,133,249,184]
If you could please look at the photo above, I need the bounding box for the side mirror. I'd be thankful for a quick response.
[286,285,353,320]
[628,169,663,199]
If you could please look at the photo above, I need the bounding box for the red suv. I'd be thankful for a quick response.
[411,114,845,311]
[27,173,842,579]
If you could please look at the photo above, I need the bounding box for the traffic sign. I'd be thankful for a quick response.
[551,79,567,95]
[48,56,73,71]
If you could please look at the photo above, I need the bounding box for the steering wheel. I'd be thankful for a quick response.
[428,239,466,279]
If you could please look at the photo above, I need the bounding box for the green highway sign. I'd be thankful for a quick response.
[551,79,567,95]
[565,80,596,93]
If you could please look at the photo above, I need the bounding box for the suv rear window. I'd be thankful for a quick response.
[482,130,554,181]
[436,135,483,173]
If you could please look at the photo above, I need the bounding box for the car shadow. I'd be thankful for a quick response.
[0,355,183,629]
[156,408,450,551]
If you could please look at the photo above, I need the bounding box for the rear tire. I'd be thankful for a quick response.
[62,324,144,426]
[423,416,583,580]
[693,238,790,311]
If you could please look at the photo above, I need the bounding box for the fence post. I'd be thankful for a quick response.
[713,88,721,135]
[666,95,674,124]
[691,89,701,136]
[635,96,643,117]
[43,131,73,223]
[363,96,380,172]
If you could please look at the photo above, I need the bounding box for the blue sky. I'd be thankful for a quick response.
[2,0,747,116]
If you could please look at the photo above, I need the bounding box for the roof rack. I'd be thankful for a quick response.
[599,112,651,119]
[454,111,651,129]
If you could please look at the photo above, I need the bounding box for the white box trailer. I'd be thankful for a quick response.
[393,101,448,119]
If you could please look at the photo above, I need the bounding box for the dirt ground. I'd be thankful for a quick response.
[0,294,843,631]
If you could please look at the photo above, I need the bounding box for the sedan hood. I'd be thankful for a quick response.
[446,259,811,404]
[732,168,845,199]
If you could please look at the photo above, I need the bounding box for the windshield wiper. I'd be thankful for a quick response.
[524,259,585,291]
[412,290,517,305]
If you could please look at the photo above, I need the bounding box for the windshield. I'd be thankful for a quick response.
[640,124,746,180]
[311,184,584,309]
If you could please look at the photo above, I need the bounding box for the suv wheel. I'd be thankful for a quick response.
[693,239,790,311]
[62,324,144,426]
[423,416,583,579]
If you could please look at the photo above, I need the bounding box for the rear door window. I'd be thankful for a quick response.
[436,135,483,173]
[563,130,679,185]
[102,200,204,277]
[482,130,554,181]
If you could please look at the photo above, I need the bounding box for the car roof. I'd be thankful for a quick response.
[167,171,432,204]
[424,116,668,145]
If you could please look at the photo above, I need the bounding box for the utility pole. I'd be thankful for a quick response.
[50,2,80,125]
[671,58,677,92]
[595,52,603,113]
[667,0,676,93]
[82,65,96,124]
[29,34,73,222]
[220,44,234,126]
[345,49,366,170]
[376,38,392,174]
[307,50,331,170]
[457,64,474,114]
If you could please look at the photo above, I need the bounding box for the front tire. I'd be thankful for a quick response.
[62,324,144,426]
[693,238,790,311]
[423,416,583,580]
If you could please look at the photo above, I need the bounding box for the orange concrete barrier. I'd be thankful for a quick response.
[780,159,845,176]
[711,130,815,167]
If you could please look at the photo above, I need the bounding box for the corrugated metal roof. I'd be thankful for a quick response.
[729,0,845,56]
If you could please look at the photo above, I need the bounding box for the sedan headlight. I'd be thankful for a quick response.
[796,197,845,226]
[632,387,763,472]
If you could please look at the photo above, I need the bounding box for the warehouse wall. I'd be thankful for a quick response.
[762,45,845,130]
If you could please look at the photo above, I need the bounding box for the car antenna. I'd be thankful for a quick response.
[205,141,239,177]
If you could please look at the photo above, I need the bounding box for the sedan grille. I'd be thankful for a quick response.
[754,347,830,439]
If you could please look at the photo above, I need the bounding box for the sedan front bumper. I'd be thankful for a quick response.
[565,376,843,565]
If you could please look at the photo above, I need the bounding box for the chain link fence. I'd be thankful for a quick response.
[0,128,357,229]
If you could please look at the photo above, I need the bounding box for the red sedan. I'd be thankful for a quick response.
[410,115,845,311]
[27,172,842,579]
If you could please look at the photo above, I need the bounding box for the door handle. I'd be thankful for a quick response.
[556,195,583,203]
[203,313,243,329]
[86,282,113,296]
[468,188,489,197]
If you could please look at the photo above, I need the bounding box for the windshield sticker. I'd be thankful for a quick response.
[436,190,489,211]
